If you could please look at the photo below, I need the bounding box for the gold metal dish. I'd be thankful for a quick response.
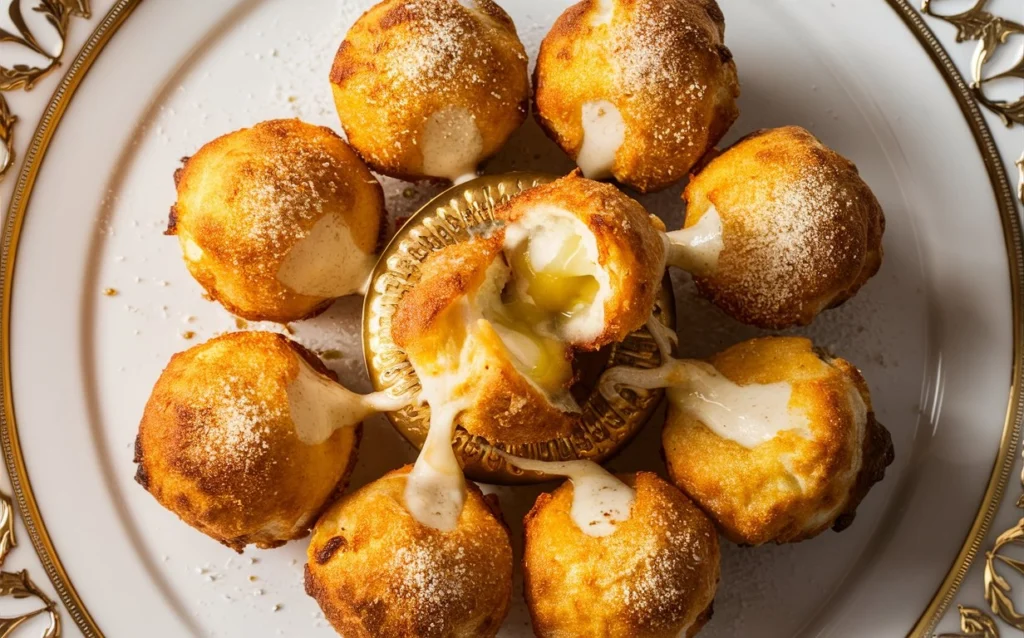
[362,171,675,484]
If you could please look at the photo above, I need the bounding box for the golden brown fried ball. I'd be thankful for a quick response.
[662,336,894,546]
[169,119,385,323]
[305,466,513,638]
[494,171,667,351]
[330,0,529,182]
[683,126,885,329]
[134,331,361,551]
[534,0,739,192]
[524,472,720,637]
[392,237,578,446]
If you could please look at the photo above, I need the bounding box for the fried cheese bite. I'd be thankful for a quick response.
[523,471,720,637]
[169,119,385,323]
[133,331,400,551]
[665,126,885,329]
[393,174,666,446]
[305,466,513,638]
[534,0,740,192]
[633,335,894,545]
[330,0,530,183]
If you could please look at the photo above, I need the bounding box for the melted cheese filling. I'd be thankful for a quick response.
[421,105,484,184]
[286,355,411,445]
[277,213,376,298]
[662,205,724,275]
[600,320,811,449]
[498,452,635,537]
[577,101,624,180]
[502,206,609,344]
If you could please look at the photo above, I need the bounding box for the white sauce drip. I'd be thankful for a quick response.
[600,320,809,448]
[286,355,412,445]
[496,452,635,537]
[277,213,376,298]
[421,105,484,184]
[662,205,724,275]
[590,0,615,25]
[576,101,625,180]
[404,372,471,532]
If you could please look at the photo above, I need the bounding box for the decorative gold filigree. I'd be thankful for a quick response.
[937,605,1002,637]
[0,492,60,636]
[922,0,1024,126]
[922,2,1024,634]
[0,0,91,179]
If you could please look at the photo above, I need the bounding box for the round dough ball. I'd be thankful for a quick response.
[683,126,885,328]
[170,119,385,323]
[305,466,513,638]
[134,331,361,551]
[330,0,530,182]
[534,0,739,192]
[495,171,667,350]
[524,472,720,638]
[662,336,894,545]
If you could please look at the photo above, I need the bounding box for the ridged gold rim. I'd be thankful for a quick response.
[361,171,676,484]
[0,0,1016,635]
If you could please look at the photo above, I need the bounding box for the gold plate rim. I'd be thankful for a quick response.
[0,0,1017,635]
[361,171,677,485]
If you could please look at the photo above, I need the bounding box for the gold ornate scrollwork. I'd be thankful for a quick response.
[0,496,60,637]
[0,0,91,180]
[922,0,1024,126]
[922,2,1024,635]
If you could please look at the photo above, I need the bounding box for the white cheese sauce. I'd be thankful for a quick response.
[662,205,724,275]
[577,100,625,180]
[497,451,635,537]
[277,213,376,298]
[421,105,484,184]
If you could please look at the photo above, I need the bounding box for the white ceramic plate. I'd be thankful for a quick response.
[2,0,1021,636]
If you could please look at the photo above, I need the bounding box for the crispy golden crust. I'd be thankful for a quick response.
[534,0,739,192]
[523,472,720,638]
[662,337,893,545]
[133,332,360,551]
[171,119,385,323]
[305,466,513,638]
[392,238,576,445]
[330,0,529,181]
[494,171,667,350]
[684,126,885,329]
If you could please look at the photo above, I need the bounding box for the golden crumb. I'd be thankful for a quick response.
[319,349,343,360]
[181,331,195,340]
[235,318,248,329]
[103,288,118,297]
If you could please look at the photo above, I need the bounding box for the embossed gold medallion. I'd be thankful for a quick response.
[362,172,676,484]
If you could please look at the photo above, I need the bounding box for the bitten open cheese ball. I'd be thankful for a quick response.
[523,472,720,637]
[133,332,361,551]
[330,0,530,183]
[534,0,740,192]
[679,126,885,328]
[661,336,894,545]
[305,466,513,638]
[169,119,385,323]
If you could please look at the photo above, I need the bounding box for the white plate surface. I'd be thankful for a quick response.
[6,0,1017,635]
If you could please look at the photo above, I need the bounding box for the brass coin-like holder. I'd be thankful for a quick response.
[362,172,676,484]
